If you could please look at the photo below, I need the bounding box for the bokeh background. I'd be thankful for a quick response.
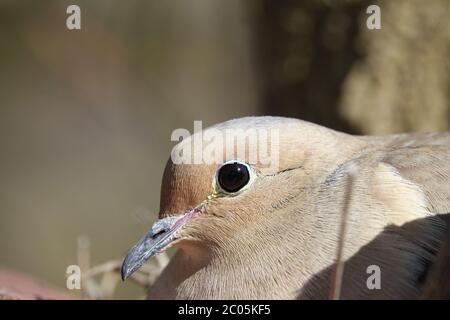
[0,0,449,299]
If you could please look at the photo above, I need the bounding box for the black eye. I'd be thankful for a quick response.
[217,162,250,193]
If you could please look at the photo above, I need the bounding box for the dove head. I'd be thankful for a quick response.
[121,116,364,297]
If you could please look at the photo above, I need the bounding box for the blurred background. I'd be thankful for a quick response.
[0,0,449,299]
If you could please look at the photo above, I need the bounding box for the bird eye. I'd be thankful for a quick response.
[217,161,251,193]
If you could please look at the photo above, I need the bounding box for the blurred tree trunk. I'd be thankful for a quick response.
[252,0,450,135]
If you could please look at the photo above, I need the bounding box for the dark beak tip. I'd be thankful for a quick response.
[120,257,130,281]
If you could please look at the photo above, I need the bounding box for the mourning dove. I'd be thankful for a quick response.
[121,116,450,299]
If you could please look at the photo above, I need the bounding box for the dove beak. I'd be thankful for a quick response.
[121,208,200,281]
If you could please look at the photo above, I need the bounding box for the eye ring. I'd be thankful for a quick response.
[214,160,253,194]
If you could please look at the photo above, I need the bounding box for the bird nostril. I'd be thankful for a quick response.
[151,229,166,239]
